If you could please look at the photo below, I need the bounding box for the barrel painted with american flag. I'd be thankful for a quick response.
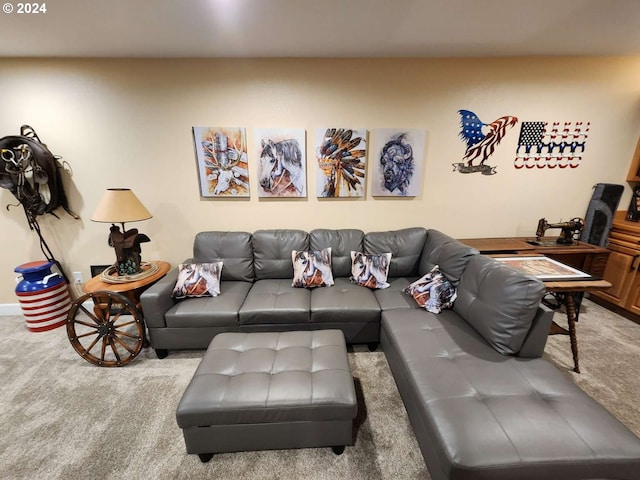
[15,261,71,332]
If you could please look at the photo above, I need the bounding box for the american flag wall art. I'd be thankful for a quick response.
[514,121,589,169]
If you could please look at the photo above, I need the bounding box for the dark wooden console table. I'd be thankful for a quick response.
[458,237,610,277]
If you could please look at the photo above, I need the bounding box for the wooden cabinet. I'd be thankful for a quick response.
[592,211,640,314]
[594,135,640,315]
[626,136,640,220]
[627,270,640,315]
[627,135,640,182]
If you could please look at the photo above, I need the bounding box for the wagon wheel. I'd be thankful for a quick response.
[66,290,145,367]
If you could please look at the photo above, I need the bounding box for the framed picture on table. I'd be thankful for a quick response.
[495,256,591,281]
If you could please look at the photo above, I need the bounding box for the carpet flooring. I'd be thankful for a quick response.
[0,298,638,479]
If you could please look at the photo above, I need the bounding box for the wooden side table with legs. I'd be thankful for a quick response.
[492,255,611,373]
[543,279,612,373]
[66,261,170,367]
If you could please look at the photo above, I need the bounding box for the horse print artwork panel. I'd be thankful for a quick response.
[371,129,426,197]
[192,126,250,197]
[255,128,307,197]
[315,127,367,198]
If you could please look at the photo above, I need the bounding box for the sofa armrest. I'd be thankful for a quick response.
[140,268,179,329]
[517,304,554,358]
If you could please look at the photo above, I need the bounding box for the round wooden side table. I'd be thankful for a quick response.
[66,261,170,367]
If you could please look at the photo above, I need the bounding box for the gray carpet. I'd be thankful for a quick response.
[543,298,640,437]
[0,298,638,480]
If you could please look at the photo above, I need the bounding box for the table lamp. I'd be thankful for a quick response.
[91,188,152,276]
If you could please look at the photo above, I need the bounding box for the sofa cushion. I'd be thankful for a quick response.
[374,277,420,311]
[453,255,545,355]
[172,262,223,299]
[419,229,478,285]
[165,281,251,328]
[239,279,311,324]
[253,229,309,280]
[193,231,254,282]
[364,227,427,277]
[310,277,381,324]
[292,248,334,288]
[350,251,391,289]
[310,228,364,277]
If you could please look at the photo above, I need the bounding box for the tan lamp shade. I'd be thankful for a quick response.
[91,188,152,224]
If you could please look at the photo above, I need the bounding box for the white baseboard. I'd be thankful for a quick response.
[0,301,95,316]
[0,303,23,316]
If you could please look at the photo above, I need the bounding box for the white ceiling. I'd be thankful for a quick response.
[2,0,640,58]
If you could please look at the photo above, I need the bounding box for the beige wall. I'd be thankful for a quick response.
[1,57,640,304]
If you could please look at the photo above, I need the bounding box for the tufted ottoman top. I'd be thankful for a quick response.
[176,330,357,429]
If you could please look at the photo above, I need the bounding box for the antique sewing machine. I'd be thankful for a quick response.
[535,217,584,245]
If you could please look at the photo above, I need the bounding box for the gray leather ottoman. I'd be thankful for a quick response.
[176,329,357,462]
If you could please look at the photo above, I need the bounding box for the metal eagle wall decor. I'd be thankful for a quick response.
[453,109,518,175]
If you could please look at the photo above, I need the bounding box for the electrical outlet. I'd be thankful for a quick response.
[73,271,83,284]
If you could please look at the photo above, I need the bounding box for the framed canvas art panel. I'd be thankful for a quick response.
[255,128,307,197]
[192,126,250,197]
[371,128,425,196]
[315,127,367,198]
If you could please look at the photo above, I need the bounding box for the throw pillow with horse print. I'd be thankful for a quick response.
[404,265,457,313]
[292,248,334,288]
[350,251,392,289]
[172,262,223,299]
[256,128,307,197]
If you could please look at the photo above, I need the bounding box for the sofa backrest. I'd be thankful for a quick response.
[191,228,477,285]
[310,229,364,277]
[363,227,427,278]
[252,229,310,280]
[419,229,478,285]
[193,231,254,282]
[453,254,546,356]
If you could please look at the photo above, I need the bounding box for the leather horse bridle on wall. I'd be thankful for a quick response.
[0,125,79,282]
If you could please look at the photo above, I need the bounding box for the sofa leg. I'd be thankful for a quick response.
[332,446,345,455]
[155,349,168,359]
[367,342,379,352]
[198,453,214,463]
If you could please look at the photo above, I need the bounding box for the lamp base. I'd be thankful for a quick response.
[100,261,160,284]
[117,258,140,276]
[107,224,151,277]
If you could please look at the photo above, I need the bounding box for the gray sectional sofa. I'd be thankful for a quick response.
[141,227,433,352]
[140,227,640,479]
